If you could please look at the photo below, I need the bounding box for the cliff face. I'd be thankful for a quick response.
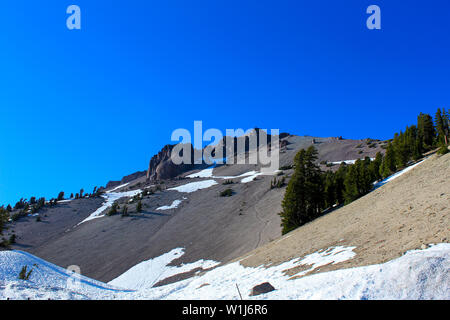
[105,130,285,188]
[146,130,289,181]
[146,144,199,181]
[105,171,147,190]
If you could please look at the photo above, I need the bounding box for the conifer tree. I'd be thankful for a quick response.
[334,164,348,205]
[407,125,422,160]
[107,202,118,216]
[136,200,143,213]
[370,152,383,181]
[444,108,450,145]
[358,157,374,195]
[122,205,129,217]
[380,142,396,178]
[279,146,323,234]
[435,108,449,146]
[417,113,435,149]
[435,108,445,145]
[0,207,8,235]
[393,131,409,168]
[343,164,359,204]
[323,171,336,209]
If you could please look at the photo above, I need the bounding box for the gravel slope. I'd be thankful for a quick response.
[239,152,450,281]
[3,135,386,283]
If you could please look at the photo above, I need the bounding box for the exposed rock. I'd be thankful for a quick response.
[146,144,203,181]
[209,128,282,162]
[105,171,147,190]
[146,129,283,181]
[250,282,275,296]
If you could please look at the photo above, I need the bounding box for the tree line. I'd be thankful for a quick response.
[279,108,449,234]
[0,186,104,228]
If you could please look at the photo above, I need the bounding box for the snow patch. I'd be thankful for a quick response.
[168,180,218,193]
[374,160,425,189]
[186,167,215,178]
[78,189,142,225]
[108,248,220,290]
[57,199,73,203]
[186,167,278,183]
[240,171,263,183]
[156,199,183,211]
[0,250,129,300]
[107,183,130,193]
[126,244,448,300]
[330,158,375,165]
[1,244,448,300]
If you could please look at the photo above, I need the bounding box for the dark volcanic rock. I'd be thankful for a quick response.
[146,128,286,181]
[146,144,201,181]
[250,282,276,296]
[106,171,147,189]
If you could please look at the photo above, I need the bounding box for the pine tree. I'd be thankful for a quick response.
[393,131,408,168]
[279,146,323,234]
[9,234,16,244]
[57,191,65,201]
[444,108,450,145]
[407,125,423,160]
[323,171,336,209]
[370,152,383,181]
[417,113,435,150]
[107,202,118,216]
[380,142,396,178]
[334,164,348,205]
[343,164,359,204]
[136,201,143,213]
[435,108,446,145]
[121,205,129,217]
[358,157,374,195]
[0,207,8,235]
[435,108,449,146]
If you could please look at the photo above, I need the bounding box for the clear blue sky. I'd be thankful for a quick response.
[1,0,449,206]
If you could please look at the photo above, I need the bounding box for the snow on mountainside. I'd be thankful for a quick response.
[78,188,142,225]
[3,135,390,284]
[0,244,448,300]
[2,137,448,300]
[108,248,220,290]
[0,250,129,300]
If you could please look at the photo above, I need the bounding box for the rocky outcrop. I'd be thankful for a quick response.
[250,282,275,296]
[146,144,202,181]
[105,171,147,189]
[209,128,286,161]
[146,129,288,181]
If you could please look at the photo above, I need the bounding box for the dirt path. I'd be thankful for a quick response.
[239,153,450,278]
[247,186,270,249]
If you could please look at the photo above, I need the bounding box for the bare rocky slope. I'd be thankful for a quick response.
[3,133,387,283]
[239,152,449,281]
